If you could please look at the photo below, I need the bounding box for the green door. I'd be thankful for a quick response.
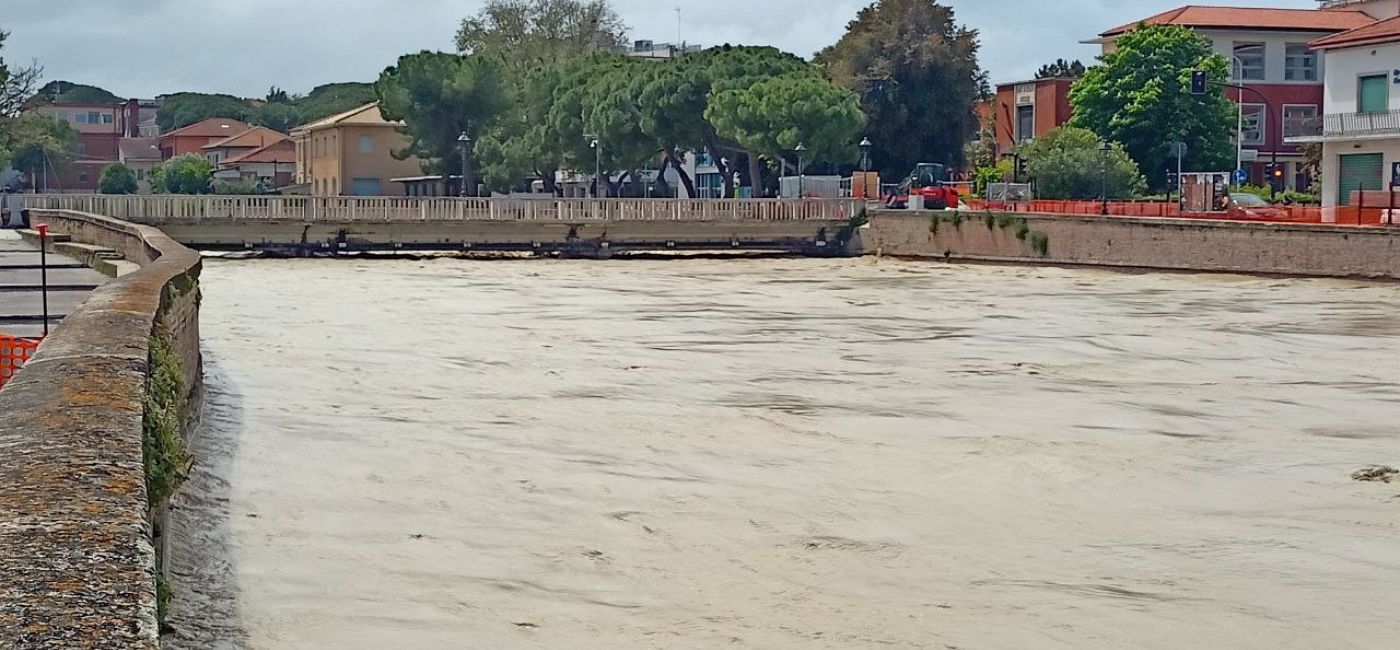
[1338,153,1383,206]
[1359,75,1388,114]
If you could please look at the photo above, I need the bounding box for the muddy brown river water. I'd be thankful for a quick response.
[166,257,1400,649]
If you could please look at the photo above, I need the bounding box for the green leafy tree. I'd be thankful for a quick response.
[0,30,42,171]
[706,74,866,173]
[1036,59,1087,79]
[477,63,569,194]
[815,0,986,176]
[1070,24,1235,191]
[154,154,214,194]
[98,163,138,194]
[147,164,166,194]
[34,80,122,105]
[157,92,251,132]
[376,51,513,195]
[630,45,822,196]
[250,102,301,133]
[456,0,628,74]
[963,109,997,172]
[293,82,377,124]
[265,86,292,104]
[537,54,655,196]
[1018,126,1145,199]
[7,113,77,184]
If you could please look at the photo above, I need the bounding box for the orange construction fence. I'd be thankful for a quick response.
[0,335,41,390]
[958,198,1387,227]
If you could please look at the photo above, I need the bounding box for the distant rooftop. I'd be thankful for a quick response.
[1100,5,1377,37]
[615,39,702,59]
[1311,13,1400,48]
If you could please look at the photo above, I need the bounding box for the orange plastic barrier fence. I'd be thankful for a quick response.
[957,199,1388,227]
[0,335,40,390]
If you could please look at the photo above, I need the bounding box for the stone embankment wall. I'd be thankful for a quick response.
[866,211,1400,280]
[0,210,202,649]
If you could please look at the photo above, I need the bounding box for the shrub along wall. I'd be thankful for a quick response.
[0,210,202,649]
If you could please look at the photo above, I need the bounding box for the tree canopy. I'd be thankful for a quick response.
[1069,24,1235,189]
[376,51,513,195]
[157,92,251,132]
[98,163,138,194]
[1,29,47,179]
[1036,59,1087,79]
[1018,126,1145,199]
[150,154,214,194]
[35,80,121,105]
[294,82,377,124]
[706,74,866,167]
[815,0,985,177]
[456,0,628,73]
[461,45,864,197]
[154,82,377,134]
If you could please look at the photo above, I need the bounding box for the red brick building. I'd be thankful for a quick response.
[992,78,1076,157]
[1092,5,1382,189]
[30,101,135,192]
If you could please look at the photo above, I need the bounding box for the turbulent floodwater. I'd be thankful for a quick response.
[165,257,1400,649]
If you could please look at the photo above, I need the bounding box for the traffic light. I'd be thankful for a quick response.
[1267,163,1286,190]
[1166,170,1179,191]
[1014,154,1028,182]
[1190,70,1208,95]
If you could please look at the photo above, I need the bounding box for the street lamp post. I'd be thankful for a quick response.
[1099,140,1111,216]
[1230,56,1246,188]
[794,142,807,198]
[457,131,471,197]
[587,136,602,198]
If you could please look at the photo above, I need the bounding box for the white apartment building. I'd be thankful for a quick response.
[1290,11,1400,213]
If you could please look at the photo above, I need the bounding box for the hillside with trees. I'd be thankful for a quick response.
[155,82,378,133]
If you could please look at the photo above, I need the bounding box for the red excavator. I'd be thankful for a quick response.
[883,163,960,210]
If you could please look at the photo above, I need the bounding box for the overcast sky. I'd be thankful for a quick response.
[2,0,1320,99]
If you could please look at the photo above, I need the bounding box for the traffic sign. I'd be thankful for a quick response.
[1234,169,1249,184]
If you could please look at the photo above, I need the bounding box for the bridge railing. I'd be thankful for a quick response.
[24,195,862,223]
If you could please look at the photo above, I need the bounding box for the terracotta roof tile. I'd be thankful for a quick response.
[159,117,250,140]
[1101,6,1375,37]
[1311,14,1400,49]
[201,126,290,151]
[220,139,295,166]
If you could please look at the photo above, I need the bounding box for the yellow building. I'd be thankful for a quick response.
[292,102,423,197]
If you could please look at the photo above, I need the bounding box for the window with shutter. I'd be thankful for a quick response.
[1337,153,1383,206]
[1358,75,1388,114]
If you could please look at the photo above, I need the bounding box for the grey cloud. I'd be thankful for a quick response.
[1,0,1318,98]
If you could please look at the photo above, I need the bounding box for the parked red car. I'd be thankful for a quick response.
[1227,193,1287,220]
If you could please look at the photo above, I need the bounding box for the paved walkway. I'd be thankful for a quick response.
[0,231,106,338]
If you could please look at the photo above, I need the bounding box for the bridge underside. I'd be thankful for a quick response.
[148,219,860,257]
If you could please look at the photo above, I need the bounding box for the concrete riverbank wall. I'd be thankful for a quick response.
[0,210,202,649]
[866,211,1400,280]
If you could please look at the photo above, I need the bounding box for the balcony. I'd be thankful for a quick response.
[1285,110,1400,143]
